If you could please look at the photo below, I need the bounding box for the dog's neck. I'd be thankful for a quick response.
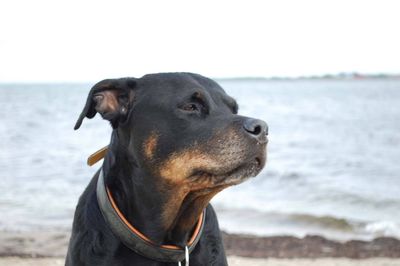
[101,131,213,247]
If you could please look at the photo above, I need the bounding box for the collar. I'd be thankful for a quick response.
[96,169,206,263]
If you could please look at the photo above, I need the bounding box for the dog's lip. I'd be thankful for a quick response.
[191,155,266,185]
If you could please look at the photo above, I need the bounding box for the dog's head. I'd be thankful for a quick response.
[75,72,267,191]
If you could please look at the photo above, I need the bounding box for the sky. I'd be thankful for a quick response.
[0,0,399,82]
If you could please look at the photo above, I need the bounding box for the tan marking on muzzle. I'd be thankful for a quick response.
[143,133,158,160]
[158,129,244,184]
[159,149,219,184]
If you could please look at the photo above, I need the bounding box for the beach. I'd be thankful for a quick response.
[2,0,400,262]
[1,230,400,265]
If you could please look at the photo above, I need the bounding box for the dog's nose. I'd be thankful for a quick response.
[243,118,268,140]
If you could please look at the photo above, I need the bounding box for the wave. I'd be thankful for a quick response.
[214,207,400,241]
[287,213,355,231]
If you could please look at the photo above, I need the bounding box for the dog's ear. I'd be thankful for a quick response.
[74,78,136,130]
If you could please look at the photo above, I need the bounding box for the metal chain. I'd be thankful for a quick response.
[177,246,189,266]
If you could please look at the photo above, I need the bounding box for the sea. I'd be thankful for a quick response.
[1,79,400,241]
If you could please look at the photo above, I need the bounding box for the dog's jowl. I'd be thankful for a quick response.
[66,73,268,266]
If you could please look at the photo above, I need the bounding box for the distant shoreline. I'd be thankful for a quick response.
[1,230,399,259]
[217,74,400,82]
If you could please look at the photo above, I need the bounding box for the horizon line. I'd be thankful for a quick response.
[0,72,399,84]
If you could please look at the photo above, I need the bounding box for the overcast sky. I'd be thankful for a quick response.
[0,0,399,82]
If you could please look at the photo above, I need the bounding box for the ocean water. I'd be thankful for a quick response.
[1,79,399,241]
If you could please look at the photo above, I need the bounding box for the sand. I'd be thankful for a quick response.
[1,257,400,266]
[1,230,400,265]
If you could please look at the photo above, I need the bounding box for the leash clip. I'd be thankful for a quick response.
[178,246,189,266]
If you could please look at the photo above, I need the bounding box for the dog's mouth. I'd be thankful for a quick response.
[223,154,266,184]
[189,153,266,188]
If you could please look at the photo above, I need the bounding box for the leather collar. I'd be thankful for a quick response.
[96,169,206,263]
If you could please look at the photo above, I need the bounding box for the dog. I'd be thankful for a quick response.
[66,73,268,265]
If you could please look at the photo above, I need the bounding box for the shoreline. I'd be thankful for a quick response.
[222,232,400,258]
[1,230,399,259]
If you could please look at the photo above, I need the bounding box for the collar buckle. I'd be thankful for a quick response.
[178,246,189,266]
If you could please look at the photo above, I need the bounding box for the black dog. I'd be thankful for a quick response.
[66,73,267,265]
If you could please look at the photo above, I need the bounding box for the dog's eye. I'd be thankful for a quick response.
[181,103,199,112]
